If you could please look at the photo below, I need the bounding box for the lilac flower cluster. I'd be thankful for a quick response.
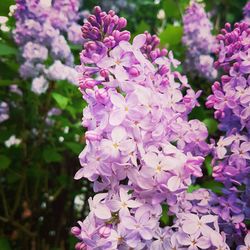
[182,1,217,80]
[70,6,234,249]
[166,189,231,250]
[207,21,250,246]
[14,0,84,94]
[170,187,247,247]
[0,102,9,123]
[206,22,250,132]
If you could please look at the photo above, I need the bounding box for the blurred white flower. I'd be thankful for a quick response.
[31,76,49,95]
[74,194,85,212]
[157,9,165,20]
[5,135,21,148]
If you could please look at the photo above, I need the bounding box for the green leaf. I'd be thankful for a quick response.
[202,180,223,194]
[52,93,69,109]
[134,21,150,36]
[0,237,11,250]
[187,184,201,193]
[163,0,180,18]
[0,79,19,86]
[0,155,11,170]
[159,25,183,46]
[160,204,169,225]
[189,107,207,121]
[43,147,62,163]
[203,118,218,134]
[0,0,14,16]
[69,43,82,51]
[163,0,189,19]
[68,235,78,250]
[204,156,213,176]
[0,43,17,56]
[65,142,83,154]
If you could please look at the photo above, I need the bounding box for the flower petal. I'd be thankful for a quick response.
[167,175,181,191]
[109,109,126,126]
[133,34,146,49]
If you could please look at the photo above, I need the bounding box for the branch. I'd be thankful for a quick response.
[0,184,9,217]
[0,216,35,238]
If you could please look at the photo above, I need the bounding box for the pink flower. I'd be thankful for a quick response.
[121,207,154,241]
[97,46,131,80]
[109,92,141,126]
[177,232,211,250]
[181,213,218,237]
[100,126,135,159]
[107,187,142,215]
[88,193,111,220]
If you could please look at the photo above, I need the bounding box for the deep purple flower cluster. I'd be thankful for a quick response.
[207,22,250,132]
[182,1,217,80]
[14,0,84,94]
[71,6,233,250]
[207,21,250,247]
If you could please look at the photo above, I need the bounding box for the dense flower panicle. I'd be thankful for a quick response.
[169,189,246,247]
[207,21,250,247]
[0,102,9,123]
[210,131,250,244]
[14,0,84,94]
[69,6,237,250]
[182,1,217,80]
[207,22,250,133]
[212,133,250,185]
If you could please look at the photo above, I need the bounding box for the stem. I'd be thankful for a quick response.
[0,216,35,238]
[11,175,25,218]
[0,184,9,217]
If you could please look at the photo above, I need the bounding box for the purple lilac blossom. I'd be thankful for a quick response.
[9,85,23,95]
[207,21,250,247]
[182,1,217,80]
[169,188,244,248]
[31,75,49,94]
[14,0,84,94]
[70,6,232,250]
[45,108,62,126]
[206,22,250,133]
[0,102,9,123]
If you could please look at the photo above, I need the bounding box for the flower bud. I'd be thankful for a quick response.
[95,88,109,104]
[85,131,101,141]
[71,227,81,236]
[75,242,87,250]
[99,225,111,238]
[117,17,127,30]
[129,67,140,77]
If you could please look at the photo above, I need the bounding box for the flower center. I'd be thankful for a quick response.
[121,202,127,208]
[115,60,121,65]
[156,165,162,173]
